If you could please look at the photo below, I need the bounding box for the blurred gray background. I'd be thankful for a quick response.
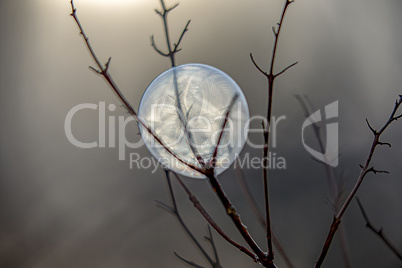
[1,0,401,267]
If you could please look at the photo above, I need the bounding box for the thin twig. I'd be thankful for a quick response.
[152,0,190,67]
[235,167,295,268]
[250,53,268,77]
[295,95,352,268]
[250,0,296,262]
[172,172,259,263]
[159,170,217,267]
[236,167,266,227]
[315,96,402,267]
[174,19,191,52]
[210,94,239,170]
[356,198,402,261]
[275,61,298,77]
[205,226,221,267]
[150,35,169,57]
[205,172,272,266]
[202,93,275,266]
[174,252,206,268]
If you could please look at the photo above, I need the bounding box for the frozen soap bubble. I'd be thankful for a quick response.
[138,63,249,178]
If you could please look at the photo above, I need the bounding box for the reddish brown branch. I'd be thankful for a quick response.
[172,172,259,263]
[250,53,268,77]
[275,61,298,77]
[249,0,296,262]
[315,96,402,267]
[205,173,274,267]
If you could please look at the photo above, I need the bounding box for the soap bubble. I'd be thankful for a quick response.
[138,63,249,178]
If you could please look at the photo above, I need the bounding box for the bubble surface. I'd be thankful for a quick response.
[138,64,249,178]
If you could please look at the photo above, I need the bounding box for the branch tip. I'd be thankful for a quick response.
[365,119,376,134]
[154,200,174,214]
[105,57,112,71]
[89,66,101,74]
[378,141,391,147]
[166,3,179,12]
[272,26,277,36]
[275,61,298,77]
[250,53,268,77]
[154,9,162,16]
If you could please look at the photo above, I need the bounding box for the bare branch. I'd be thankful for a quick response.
[235,167,295,268]
[172,172,259,263]
[249,1,296,262]
[105,57,112,72]
[367,166,389,175]
[160,171,217,267]
[378,141,392,147]
[315,96,402,267]
[272,26,278,36]
[274,61,298,77]
[174,252,206,268]
[154,8,163,16]
[152,0,204,173]
[210,94,239,170]
[154,200,174,214]
[356,198,402,261]
[166,2,180,13]
[366,118,377,134]
[150,35,169,57]
[205,226,221,267]
[268,0,294,77]
[250,53,268,77]
[173,20,191,52]
[89,66,101,74]
[153,0,190,67]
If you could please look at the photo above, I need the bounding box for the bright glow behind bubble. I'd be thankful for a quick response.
[138,64,249,178]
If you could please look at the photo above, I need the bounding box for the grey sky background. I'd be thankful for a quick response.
[1,0,402,267]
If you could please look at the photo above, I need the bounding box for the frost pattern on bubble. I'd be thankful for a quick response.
[138,63,249,178]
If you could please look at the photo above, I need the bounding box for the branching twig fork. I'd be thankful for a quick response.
[152,0,191,67]
[203,96,274,266]
[205,226,221,267]
[250,0,296,263]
